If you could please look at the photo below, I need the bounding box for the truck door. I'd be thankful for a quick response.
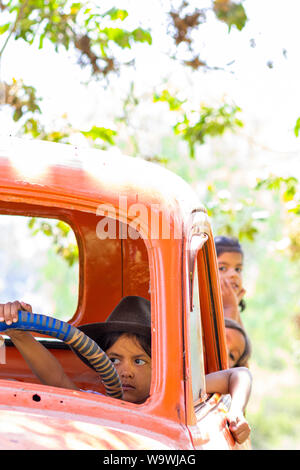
[184,219,235,449]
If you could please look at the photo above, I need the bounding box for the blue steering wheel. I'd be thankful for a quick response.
[0,310,123,400]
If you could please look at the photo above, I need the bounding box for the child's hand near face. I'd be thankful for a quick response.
[217,250,246,325]
[220,279,242,324]
[236,286,246,304]
[220,278,239,309]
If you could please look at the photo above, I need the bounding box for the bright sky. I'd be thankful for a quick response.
[0,0,299,176]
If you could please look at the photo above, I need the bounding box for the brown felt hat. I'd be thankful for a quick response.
[76,295,151,351]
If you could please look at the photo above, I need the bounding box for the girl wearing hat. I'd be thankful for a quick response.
[0,297,252,444]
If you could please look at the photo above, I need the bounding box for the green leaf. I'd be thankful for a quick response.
[173,103,243,157]
[102,27,131,48]
[81,126,117,145]
[153,89,185,111]
[132,27,152,45]
[41,223,53,237]
[28,217,36,229]
[104,8,128,21]
[70,3,82,15]
[214,2,248,32]
[13,108,23,121]
[294,117,300,137]
[0,23,10,35]
[56,220,71,237]
[38,32,45,49]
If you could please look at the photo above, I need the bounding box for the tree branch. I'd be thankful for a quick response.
[0,0,30,58]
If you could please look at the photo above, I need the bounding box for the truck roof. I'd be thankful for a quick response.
[0,137,206,228]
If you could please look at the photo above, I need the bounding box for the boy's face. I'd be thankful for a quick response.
[105,333,151,404]
[217,251,243,295]
[225,327,246,368]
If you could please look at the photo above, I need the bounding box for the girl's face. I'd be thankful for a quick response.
[105,333,151,404]
[217,251,243,295]
[225,327,246,368]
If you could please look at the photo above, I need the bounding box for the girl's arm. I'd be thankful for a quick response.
[0,301,78,391]
[205,367,252,444]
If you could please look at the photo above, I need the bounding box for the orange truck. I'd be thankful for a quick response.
[0,137,250,450]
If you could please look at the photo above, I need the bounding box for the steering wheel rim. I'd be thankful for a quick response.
[0,310,123,400]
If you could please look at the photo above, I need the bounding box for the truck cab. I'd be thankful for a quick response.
[0,137,249,450]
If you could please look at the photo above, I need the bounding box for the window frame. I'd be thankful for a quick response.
[189,257,206,404]
[0,211,80,323]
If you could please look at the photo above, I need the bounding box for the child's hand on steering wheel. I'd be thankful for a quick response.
[0,301,32,337]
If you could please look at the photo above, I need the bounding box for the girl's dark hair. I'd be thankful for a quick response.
[214,235,243,257]
[214,235,246,312]
[100,331,151,357]
[225,318,251,367]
